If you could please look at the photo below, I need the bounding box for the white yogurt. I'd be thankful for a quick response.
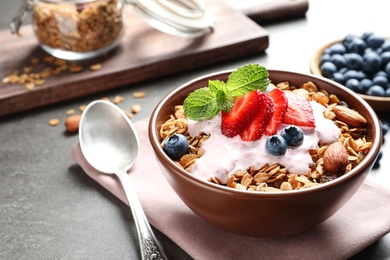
[187,101,340,184]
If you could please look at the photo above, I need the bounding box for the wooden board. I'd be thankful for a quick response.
[0,1,268,117]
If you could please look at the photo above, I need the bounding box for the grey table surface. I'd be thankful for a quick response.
[1,0,390,259]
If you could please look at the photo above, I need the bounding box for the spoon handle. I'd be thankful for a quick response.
[116,170,168,260]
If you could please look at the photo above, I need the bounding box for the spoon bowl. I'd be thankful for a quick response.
[79,100,167,260]
[79,100,139,173]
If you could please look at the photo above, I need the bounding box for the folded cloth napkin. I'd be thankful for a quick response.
[71,117,390,260]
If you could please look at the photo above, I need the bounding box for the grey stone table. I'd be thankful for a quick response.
[1,0,389,259]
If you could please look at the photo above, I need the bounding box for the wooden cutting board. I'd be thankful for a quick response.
[0,0,269,117]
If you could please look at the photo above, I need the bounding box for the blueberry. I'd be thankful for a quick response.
[345,78,360,91]
[265,135,287,156]
[163,134,189,160]
[367,34,385,49]
[319,53,331,66]
[380,52,390,68]
[329,43,346,55]
[381,40,390,52]
[385,62,390,78]
[280,126,304,147]
[366,85,386,96]
[361,32,374,42]
[343,70,366,81]
[343,33,359,48]
[344,53,363,70]
[386,87,390,97]
[358,78,373,93]
[347,38,367,55]
[372,70,388,78]
[332,72,346,84]
[372,75,388,88]
[330,54,347,69]
[362,51,382,74]
[381,119,390,136]
[373,149,383,168]
[320,61,337,78]
[339,67,348,74]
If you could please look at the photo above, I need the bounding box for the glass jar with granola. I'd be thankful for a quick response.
[10,0,214,60]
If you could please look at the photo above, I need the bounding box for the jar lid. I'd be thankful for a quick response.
[130,0,214,38]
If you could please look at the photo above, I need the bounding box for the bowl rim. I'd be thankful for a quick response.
[149,69,382,197]
[309,38,390,103]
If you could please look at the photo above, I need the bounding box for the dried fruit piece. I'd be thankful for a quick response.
[65,115,81,132]
[323,142,349,173]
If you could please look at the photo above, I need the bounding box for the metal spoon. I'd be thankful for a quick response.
[79,100,167,260]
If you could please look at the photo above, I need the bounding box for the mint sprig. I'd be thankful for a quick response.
[183,64,270,120]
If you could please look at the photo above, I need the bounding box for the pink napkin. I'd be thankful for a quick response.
[70,117,390,260]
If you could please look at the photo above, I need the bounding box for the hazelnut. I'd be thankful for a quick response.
[65,115,81,133]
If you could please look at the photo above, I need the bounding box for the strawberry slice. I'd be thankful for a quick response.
[264,88,288,136]
[281,92,315,129]
[221,90,263,138]
[240,93,274,141]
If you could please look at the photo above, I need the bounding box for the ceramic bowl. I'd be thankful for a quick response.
[310,39,390,112]
[148,69,382,238]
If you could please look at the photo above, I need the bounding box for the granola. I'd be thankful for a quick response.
[33,0,123,53]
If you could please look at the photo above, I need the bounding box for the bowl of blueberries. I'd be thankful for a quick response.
[310,32,390,111]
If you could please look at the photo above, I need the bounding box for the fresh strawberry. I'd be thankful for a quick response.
[281,92,315,129]
[264,88,288,136]
[221,90,264,137]
[240,93,274,141]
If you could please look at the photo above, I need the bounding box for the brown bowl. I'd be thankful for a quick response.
[310,39,390,112]
[148,69,382,238]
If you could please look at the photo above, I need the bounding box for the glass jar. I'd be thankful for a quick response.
[11,0,214,60]
[31,0,125,60]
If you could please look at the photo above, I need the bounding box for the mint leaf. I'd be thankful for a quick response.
[215,89,234,113]
[208,80,226,94]
[183,87,221,120]
[226,64,270,96]
[183,64,270,121]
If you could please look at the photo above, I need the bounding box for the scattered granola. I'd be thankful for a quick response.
[159,81,373,192]
[48,118,60,126]
[131,104,141,114]
[133,92,146,98]
[89,63,103,71]
[1,56,102,90]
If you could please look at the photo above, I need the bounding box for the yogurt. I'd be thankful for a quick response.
[187,101,340,184]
